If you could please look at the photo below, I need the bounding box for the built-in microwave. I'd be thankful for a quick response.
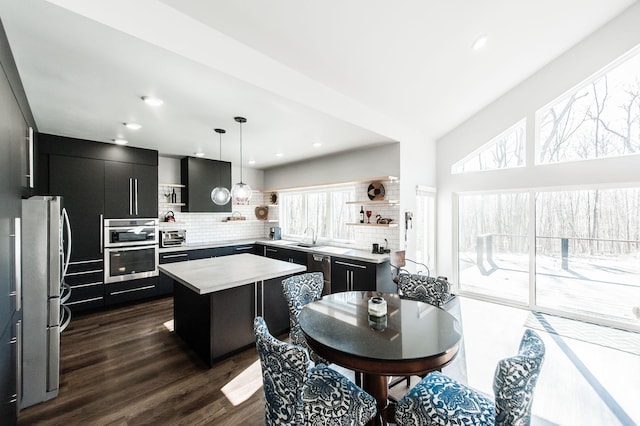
[104,218,158,248]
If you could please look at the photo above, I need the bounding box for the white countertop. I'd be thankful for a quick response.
[159,253,306,295]
[159,238,390,264]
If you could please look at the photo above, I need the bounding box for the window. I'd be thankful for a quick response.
[280,184,356,243]
[535,188,640,325]
[456,187,640,329]
[451,119,525,174]
[457,191,530,304]
[536,46,640,164]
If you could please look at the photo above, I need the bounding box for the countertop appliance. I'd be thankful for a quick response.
[160,229,186,247]
[21,196,72,408]
[307,253,331,295]
[103,218,158,283]
[269,226,281,240]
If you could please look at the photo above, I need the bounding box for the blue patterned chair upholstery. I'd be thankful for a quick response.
[254,316,377,426]
[395,329,545,426]
[397,273,452,308]
[282,272,326,364]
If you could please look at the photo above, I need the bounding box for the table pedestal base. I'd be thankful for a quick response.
[362,374,395,426]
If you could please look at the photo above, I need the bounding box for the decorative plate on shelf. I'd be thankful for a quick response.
[270,192,278,205]
[367,182,386,200]
[255,205,269,220]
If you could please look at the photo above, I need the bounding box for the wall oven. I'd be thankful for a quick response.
[103,218,159,283]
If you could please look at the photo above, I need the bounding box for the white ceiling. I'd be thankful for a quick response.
[1,0,636,169]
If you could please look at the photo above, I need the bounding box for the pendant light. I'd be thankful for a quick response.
[231,116,253,204]
[211,128,231,205]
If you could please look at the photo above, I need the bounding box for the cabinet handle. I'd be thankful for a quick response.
[266,248,277,253]
[335,260,367,269]
[15,320,21,407]
[10,218,21,312]
[110,285,155,296]
[99,214,104,253]
[234,246,253,251]
[134,178,139,215]
[129,178,133,215]
[27,127,34,188]
[161,253,189,259]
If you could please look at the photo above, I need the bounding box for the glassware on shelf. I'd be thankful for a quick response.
[366,210,372,223]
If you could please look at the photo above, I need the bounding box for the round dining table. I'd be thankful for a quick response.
[299,291,462,426]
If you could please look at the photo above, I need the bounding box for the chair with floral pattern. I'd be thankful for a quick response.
[254,316,377,425]
[395,329,545,426]
[281,272,326,364]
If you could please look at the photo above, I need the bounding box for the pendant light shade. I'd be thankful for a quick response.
[211,128,231,205]
[231,116,252,205]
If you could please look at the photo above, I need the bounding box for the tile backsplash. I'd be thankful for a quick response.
[157,180,400,251]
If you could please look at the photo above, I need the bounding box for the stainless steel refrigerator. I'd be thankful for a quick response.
[20,196,72,408]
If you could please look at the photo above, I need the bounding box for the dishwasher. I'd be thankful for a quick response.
[307,253,331,295]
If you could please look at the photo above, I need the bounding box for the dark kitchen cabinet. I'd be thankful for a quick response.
[104,161,158,218]
[331,257,390,293]
[1,19,35,425]
[159,251,190,295]
[264,246,307,266]
[189,246,235,260]
[64,259,104,312]
[260,244,306,334]
[49,155,105,261]
[0,318,18,426]
[104,276,158,306]
[38,134,158,311]
[181,156,232,213]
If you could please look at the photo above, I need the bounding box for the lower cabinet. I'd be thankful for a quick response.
[104,277,158,306]
[331,257,392,293]
[65,259,104,312]
[158,251,190,295]
[260,244,306,334]
[0,317,19,426]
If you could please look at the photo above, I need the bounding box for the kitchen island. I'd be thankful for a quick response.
[159,253,306,366]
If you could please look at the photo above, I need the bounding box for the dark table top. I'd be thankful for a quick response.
[299,291,462,363]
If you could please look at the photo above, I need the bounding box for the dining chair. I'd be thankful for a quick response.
[254,316,377,426]
[281,272,327,364]
[390,271,453,389]
[394,329,546,426]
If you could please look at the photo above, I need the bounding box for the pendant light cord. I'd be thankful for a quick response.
[239,120,244,183]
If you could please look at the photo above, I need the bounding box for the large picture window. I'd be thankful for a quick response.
[456,187,640,330]
[536,46,640,164]
[280,185,356,244]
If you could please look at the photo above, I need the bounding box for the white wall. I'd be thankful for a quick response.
[263,143,400,190]
[435,3,640,279]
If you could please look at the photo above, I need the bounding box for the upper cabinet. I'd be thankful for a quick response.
[104,161,158,218]
[181,156,232,213]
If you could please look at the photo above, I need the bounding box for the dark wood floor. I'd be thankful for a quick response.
[18,297,266,425]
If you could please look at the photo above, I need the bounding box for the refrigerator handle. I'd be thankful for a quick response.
[99,214,104,253]
[129,178,133,215]
[62,208,72,280]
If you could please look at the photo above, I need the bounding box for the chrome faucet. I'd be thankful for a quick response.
[303,227,316,245]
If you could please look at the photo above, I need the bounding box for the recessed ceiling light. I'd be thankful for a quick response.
[141,96,163,106]
[113,138,128,145]
[124,122,141,130]
[472,34,488,51]
[312,142,322,148]
[194,152,205,157]
[275,153,284,158]
[248,160,256,165]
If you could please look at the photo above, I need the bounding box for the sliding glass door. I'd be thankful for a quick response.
[457,187,640,330]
